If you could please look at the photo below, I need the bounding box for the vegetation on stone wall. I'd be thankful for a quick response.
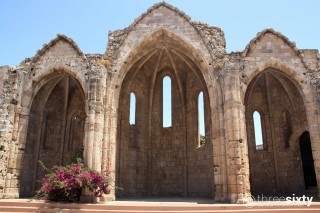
[200,135,206,146]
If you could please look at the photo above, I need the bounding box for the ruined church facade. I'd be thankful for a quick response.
[0,3,319,203]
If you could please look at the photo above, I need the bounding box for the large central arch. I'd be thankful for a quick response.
[116,30,213,198]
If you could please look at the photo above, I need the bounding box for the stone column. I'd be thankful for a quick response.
[211,78,227,202]
[0,103,17,198]
[223,59,251,203]
[237,99,251,203]
[101,68,116,201]
[105,106,117,201]
[81,68,106,203]
[93,111,103,171]
[305,84,320,198]
[84,103,104,172]
[0,67,22,198]
[80,101,96,203]
[83,71,106,171]
[84,106,95,169]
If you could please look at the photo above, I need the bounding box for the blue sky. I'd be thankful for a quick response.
[253,111,263,146]
[1,0,319,66]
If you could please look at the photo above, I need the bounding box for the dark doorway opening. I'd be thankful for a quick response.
[299,131,317,189]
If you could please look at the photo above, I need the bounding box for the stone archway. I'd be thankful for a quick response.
[116,34,213,198]
[19,71,86,197]
[245,68,310,196]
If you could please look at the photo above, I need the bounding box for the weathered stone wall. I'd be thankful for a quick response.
[107,2,226,201]
[0,35,107,199]
[116,31,213,197]
[117,66,149,197]
[0,66,9,101]
[242,29,320,198]
[245,70,307,196]
[0,64,23,198]
[186,71,213,197]
[106,3,225,69]
[150,71,186,196]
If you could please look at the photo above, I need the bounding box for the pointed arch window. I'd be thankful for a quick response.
[253,111,264,150]
[129,92,136,125]
[163,76,172,127]
[198,91,206,146]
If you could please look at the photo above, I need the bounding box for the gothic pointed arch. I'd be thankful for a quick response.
[114,29,213,100]
[243,59,310,103]
[19,71,86,197]
[115,25,213,198]
[20,33,90,112]
[245,67,311,196]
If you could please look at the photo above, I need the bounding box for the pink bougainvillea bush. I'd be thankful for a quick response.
[35,161,110,202]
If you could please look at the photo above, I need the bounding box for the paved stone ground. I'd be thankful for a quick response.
[0,198,320,212]
[111,197,218,205]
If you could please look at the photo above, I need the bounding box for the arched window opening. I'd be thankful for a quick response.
[163,76,172,127]
[282,110,292,148]
[129,92,136,125]
[198,91,205,146]
[253,111,264,150]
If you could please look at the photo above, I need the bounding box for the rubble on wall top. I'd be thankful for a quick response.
[86,54,108,66]
[85,54,105,59]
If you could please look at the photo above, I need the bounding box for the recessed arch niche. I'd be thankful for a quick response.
[116,31,213,198]
[19,71,86,197]
[245,68,314,196]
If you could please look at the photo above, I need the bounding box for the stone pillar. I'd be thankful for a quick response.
[211,81,227,202]
[80,102,96,203]
[305,89,320,198]
[310,127,320,199]
[0,67,21,198]
[84,107,95,168]
[81,66,108,203]
[0,103,18,198]
[105,106,117,201]
[237,100,251,203]
[83,101,104,172]
[93,111,103,171]
[100,88,117,201]
[223,68,251,203]
[81,69,106,202]
[101,68,116,201]
[7,106,30,198]
[83,74,105,171]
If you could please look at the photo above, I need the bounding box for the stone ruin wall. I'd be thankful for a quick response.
[0,2,319,203]
[0,65,21,197]
[241,30,320,197]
